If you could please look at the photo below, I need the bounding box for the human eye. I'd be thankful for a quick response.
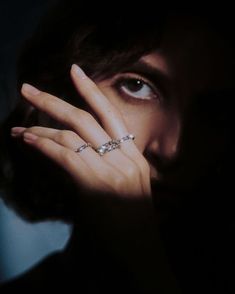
[112,73,161,102]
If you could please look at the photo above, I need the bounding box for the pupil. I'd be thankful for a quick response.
[126,79,143,92]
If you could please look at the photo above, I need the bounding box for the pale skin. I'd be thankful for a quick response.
[12,64,152,197]
[9,19,231,292]
[12,15,230,200]
[11,53,180,197]
[10,56,182,293]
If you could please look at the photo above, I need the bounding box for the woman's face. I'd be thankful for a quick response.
[96,18,232,195]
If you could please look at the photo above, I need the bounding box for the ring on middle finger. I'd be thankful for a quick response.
[95,139,121,156]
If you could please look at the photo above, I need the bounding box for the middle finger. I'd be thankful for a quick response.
[21,83,112,149]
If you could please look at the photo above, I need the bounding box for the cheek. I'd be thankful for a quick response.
[121,107,164,150]
[121,107,181,155]
[124,119,151,151]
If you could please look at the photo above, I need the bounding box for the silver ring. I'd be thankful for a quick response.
[94,134,135,156]
[95,139,121,156]
[75,142,92,153]
[116,134,135,144]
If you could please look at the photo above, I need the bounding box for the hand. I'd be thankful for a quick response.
[11,64,151,199]
[11,65,179,293]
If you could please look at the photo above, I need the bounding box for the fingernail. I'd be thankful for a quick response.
[22,83,41,96]
[11,127,26,136]
[71,64,87,80]
[23,132,38,141]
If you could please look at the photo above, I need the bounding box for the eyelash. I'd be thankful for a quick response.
[112,73,161,103]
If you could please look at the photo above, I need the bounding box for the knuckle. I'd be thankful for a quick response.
[88,80,99,92]
[41,94,54,109]
[71,109,94,125]
[60,149,75,163]
[124,164,139,179]
[79,109,94,122]
[103,106,122,122]
[26,126,43,134]
[36,137,49,149]
[27,126,37,132]
[64,130,76,137]
[112,174,126,190]
[63,107,78,124]
[56,130,76,144]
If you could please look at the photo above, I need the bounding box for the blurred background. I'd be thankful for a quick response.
[0,0,71,283]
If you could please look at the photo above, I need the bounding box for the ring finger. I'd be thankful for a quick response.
[12,126,145,194]
[12,127,142,195]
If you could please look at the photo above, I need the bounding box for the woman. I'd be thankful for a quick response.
[0,2,234,293]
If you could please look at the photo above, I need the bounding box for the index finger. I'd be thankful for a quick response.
[70,64,139,151]
[21,83,111,147]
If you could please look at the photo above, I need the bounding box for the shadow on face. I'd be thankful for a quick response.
[140,14,234,192]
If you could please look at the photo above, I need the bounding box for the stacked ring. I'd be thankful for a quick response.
[95,139,120,156]
[95,134,135,156]
[75,142,92,153]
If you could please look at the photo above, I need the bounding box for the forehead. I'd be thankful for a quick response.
[143,16,234,95]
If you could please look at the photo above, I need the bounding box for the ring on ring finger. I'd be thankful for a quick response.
[75,142,92,153]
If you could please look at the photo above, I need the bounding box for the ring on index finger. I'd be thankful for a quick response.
[116,134,135,144]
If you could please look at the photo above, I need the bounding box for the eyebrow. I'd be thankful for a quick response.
[122,60,172,99]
